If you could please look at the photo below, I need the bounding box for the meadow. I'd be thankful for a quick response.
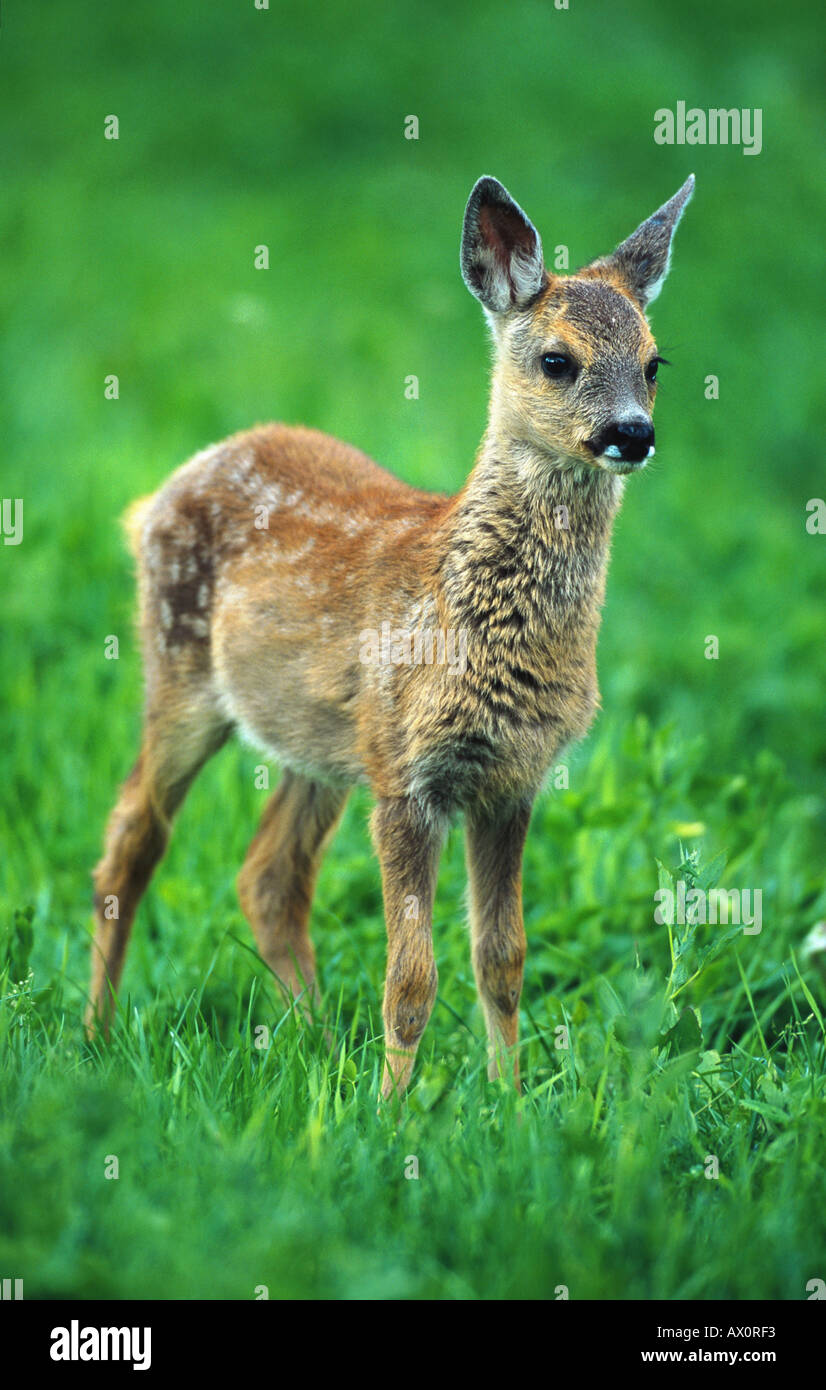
[1,0,824,1299]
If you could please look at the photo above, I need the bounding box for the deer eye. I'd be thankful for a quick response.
[646,355,669,384]
[541,353,575,380]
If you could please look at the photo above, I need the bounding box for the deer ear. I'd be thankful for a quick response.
[461,176,547,314]
[593,174,694,309]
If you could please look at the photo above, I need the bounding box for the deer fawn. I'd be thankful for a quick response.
[87,173,694,1099]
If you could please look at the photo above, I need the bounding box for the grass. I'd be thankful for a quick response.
[1,0,825,1300]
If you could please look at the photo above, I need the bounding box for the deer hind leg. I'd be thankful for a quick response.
[86,690,230,1036]
[372,796,445,1101]
[237,771,348,1008]
[465,798,532,1089]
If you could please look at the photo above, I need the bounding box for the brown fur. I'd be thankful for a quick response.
[87,174,693,1100]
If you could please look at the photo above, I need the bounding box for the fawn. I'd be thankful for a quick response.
[87,173,694,1099]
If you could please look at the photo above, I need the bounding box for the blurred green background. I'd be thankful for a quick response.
[1,0,824,1300]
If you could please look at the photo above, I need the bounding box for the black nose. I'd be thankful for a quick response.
[602,419,655,464]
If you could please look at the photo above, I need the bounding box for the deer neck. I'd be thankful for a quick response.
[437,426,624,647]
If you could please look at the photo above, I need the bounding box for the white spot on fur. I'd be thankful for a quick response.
[285,538,317,563]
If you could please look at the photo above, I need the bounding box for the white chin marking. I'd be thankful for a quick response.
[604,444,623,460]
[646,445,656,458]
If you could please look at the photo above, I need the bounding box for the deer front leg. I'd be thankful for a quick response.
[465,798,532,1089]
[371,797,445,1102]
